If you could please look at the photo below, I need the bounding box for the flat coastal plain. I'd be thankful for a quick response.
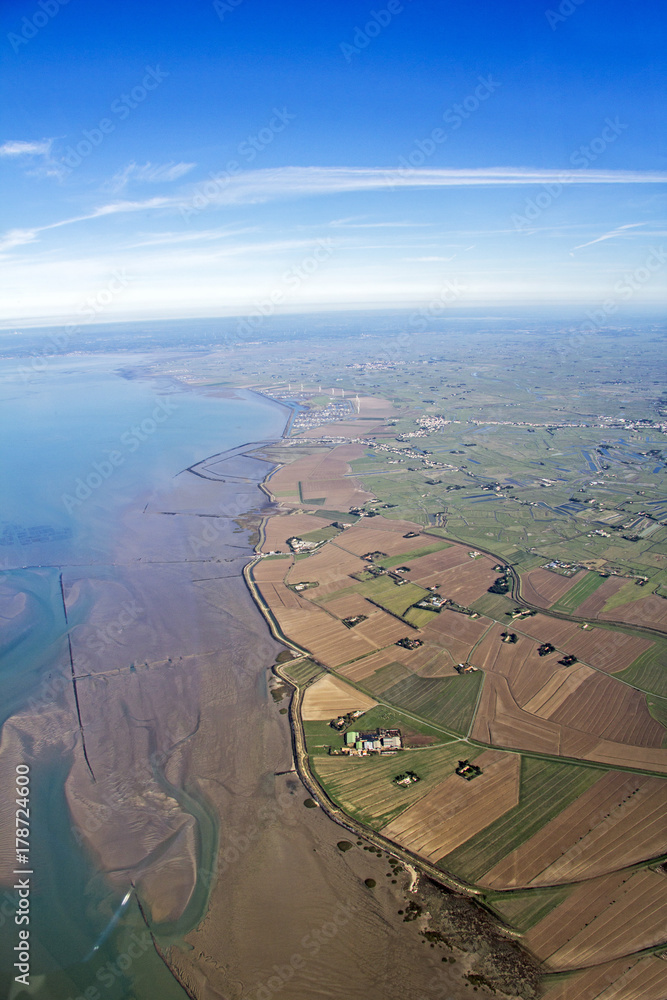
[246,383,667,1000]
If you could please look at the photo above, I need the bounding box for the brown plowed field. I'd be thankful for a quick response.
[515,615,651,672]
[337,642,444,683]
[575,576,627,617]
[602,593,667,631]
[549,672,665,747]
[410,646,463,678]
[286,544,364,590]
[422,608,490,646]
[418,617,478,666]
[355,395,398,418]
[513,614,580,647]
[472,624,665,756]
[472,624,561,706]
[353,611,415,647]
[430,558,500,605]
[337,648,408,683]
[471,673,563,755]
[301,673,377,720]
[521,664,595,717]
[586,739,667,774]
[300,477,366,508]
[481,772,667,888]
[259,582,309,611]
[399,546,481,587]
[527,869,667,970]
[558,729,600,757]
[541,955,667,1000]
[329,443,367,462]
[272,607,377,666]
[252,558,292,583]
[320,593,379,620]
[331,519,430,557]
[381,750,520,861]
[565,630,652,673]
[260,512,328,553]
[267,451,326,497]
[522,568,588,608]
[300,418,385,438]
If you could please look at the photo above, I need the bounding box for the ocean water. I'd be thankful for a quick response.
[0,355,282,564]
[0,354,286,999]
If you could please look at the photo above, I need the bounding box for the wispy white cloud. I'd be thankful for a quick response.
[106,160,196,193]
[4,165,667,255]
[569,221,646,253]
[0,137,70,180]
[0,139,54,157]
[329,216,435,228]
[122,225,257,248]
[404,254,459,261]
[0,228,39,252]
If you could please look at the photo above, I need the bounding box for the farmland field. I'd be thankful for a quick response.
[481,771,667,888]
[618,637,667,697]
[312,743,472,828]
[381,750,520,862]
[549,571,609,613]
[281,657,325,687]
[249,365,667,997]
[439,758,604,883]
[541,954,667,1000]
[520,568,588,609]
[381,671,484,734]
[525,869,667,969]
[354,576,430,616]
[301,673,377,720]
[487,885,573,933]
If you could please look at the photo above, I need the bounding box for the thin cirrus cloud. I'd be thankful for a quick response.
[0,137,69,180]
[4,164,667,255]
[0,139,54,157]
[105,160,197,193]
[569,222,647,253]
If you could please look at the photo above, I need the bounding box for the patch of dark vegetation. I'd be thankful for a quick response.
[415,880,541,999]
[337,840,353,852]
[467,973,497,992]
[279,708,288,714]
[364,878,376,888]
[303,798,317,808]
[402,900,422,922]
[276,650,295,663]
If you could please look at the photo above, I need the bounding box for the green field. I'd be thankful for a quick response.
[485,885,574,933]
[304,719,345,756]
[312,743,477,828]
[600,575,667,614]
[403,605,439,628]
[618,638,667,697]
[375,541,451,569]
[548,571,608,613]
[379,672,484,734]
[438,758,605,883]
[312,509,361,522]
[469,592,518,619]
[282,658,325,687]
[350,703,455,743]
[298,525,341,543]
[361,661,413,695]
[356,576,430,616]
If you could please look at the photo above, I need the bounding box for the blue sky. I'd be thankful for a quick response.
[1,0,665,326]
